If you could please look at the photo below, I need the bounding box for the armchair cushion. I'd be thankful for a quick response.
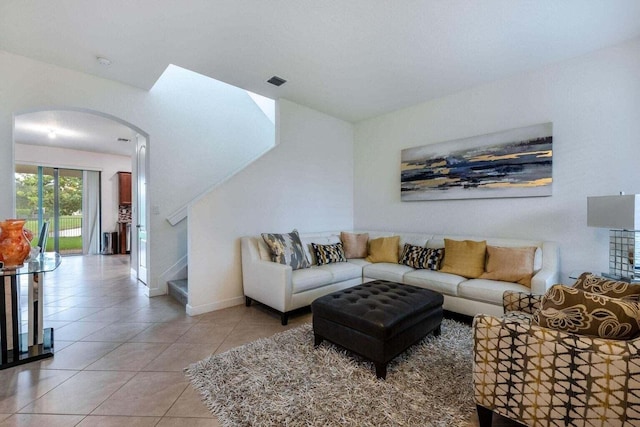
[532,284,640,340]
[573,272,640,301]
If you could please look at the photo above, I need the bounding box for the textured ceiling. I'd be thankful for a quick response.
[0,0,640,152]
[2,0,640,125]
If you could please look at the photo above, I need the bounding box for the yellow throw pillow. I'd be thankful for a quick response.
[366,236,400,263]
[479,246,537,287]
[439,239,487,278]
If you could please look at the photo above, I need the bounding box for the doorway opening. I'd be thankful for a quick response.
[15,165,97,255]
[12,108,150,286]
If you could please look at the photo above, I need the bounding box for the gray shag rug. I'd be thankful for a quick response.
[185,319,474,426]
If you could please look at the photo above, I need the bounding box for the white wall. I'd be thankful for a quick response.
[187,99,354,314]
[354,38,640,282]
[14,144,131,233]
[0,50,275,295]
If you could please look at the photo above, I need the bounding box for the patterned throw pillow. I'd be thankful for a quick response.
[573,272,640,301]
[533,284,640,340]
[398,244,444,270]
[311,242,347,265]
[261,229,310,270]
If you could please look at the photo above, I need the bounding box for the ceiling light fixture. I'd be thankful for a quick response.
[97,56,112,66]
[48,129,57,139]
[267,76,287,87]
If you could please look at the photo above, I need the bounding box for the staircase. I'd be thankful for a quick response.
[167,279,188,306]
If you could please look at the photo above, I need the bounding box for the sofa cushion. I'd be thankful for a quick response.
[479,246,536,287]
[261,229,311,270]
[317,261,362,283]
[573,272,640,300]
[439,239,487,278]
[291,267,333,293]
[366,236,400,263]
[363,262,414,283]
[398,244,444,270]
[533,284,640,340]
[459,278,531,305]
[340,232,369,259]
[311,242,346,265]
[403,270,465,296]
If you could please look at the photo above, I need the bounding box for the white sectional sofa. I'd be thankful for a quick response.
[240,231,560,324]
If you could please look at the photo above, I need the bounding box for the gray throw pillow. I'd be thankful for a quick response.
[261,229,310,270]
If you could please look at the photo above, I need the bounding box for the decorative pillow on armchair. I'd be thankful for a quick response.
[573,272,640,301]
[261,229,310,270]
[533,284,640,340]
[311,242,346,265]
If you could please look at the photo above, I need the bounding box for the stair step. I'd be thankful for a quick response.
[168,279,188,306]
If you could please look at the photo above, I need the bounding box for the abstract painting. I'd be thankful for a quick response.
[401,123,552,201]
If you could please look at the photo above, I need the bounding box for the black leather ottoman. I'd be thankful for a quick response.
[311,280,444,379]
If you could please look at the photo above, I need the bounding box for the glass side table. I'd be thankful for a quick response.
[1,253,61,369]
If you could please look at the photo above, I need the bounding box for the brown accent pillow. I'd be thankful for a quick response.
[573,272,640,301]
[366,236,400,263]
[479,246,537,287]
[533,284,640,340]
[439,239,487,278]
[340,232,369,259]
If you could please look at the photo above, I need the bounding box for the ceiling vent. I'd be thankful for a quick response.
[117,138,131,142]
[267,76,287,87]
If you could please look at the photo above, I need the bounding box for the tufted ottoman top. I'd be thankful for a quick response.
[311,280,443,340]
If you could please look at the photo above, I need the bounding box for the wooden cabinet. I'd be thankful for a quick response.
[118,172,132,205]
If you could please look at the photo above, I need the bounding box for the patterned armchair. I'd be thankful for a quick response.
[473,290,640,426]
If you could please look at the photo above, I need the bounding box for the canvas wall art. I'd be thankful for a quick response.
[401,123,552,201]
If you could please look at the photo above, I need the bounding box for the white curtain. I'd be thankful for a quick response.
[82,170,101,255]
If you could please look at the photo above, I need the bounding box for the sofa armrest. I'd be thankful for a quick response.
[502,291,543,315]
[529,241,560,295]
[241,237,293,313]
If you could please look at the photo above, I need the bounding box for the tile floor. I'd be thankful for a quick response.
[1,255,519,426]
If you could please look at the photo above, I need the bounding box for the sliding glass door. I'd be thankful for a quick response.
[15,165,98,255]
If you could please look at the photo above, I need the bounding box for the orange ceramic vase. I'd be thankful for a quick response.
[0,219,32,269]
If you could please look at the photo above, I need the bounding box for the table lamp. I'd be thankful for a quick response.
[587,194,640,282]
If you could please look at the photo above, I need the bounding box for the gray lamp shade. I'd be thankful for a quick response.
[587,195,640,230]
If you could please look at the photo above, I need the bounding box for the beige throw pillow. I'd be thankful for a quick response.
[439,239,486,278]
[366,236,400,263]
[340,232,369,259]
[479,246,537,287]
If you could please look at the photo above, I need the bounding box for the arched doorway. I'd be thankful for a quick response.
[12,108,150,286]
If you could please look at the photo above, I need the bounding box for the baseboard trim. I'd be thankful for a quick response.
[186,296,244,316]
[145,287,166,297]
